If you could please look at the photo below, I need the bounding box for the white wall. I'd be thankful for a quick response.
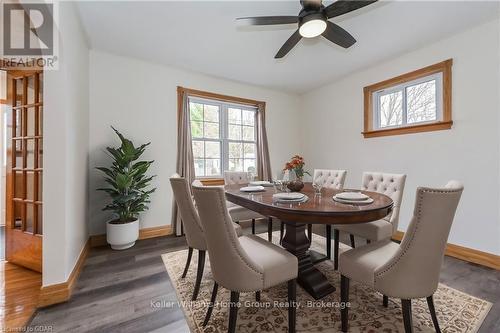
[88,51,301,235]
[301,19,500,255]
[43,1,89,285]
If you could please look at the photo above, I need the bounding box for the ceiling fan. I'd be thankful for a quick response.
[237,0,378,58]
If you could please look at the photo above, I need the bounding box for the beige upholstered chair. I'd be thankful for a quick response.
[333,172,406,269]
[224,171,270,238]
[169,174,242,300]
[339,181,463,333]
[305,169,347,258]
[192,184,298,333]
[313,169,348,189]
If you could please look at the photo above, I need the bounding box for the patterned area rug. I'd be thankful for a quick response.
[161,232,491,332]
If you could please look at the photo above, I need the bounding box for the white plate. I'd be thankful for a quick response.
[275,197,308,204]
[240,186,266,192]
[273,192,305,200]
[249,181,273,187]
[335,192,369,201]
[333,196,374,205]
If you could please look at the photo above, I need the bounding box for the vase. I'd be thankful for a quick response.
[287,178,304,192]
[107,219,139,250]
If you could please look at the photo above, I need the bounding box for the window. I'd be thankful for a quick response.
[363,59,452,138]
[189,97,257,178]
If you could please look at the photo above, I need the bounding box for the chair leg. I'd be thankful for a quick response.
[181,247,193,278]
[252,219,256,234]
[350,234,356,248]
[334,229,340,270]
[203,282,219,326]
[280,222,284,244]
[288,279,296,333]
[340,275,350,332]
[255,291,261,302]
[307,224,312,243]
[401,299,413,333]
[427,295,441,333]
[267,217,273,242]
[383,295,389,307]
[192,250,206,301]
[228,291,240,333]
[326,225,332,259]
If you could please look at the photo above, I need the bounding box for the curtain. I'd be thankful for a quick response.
[172,90,196,236]
[256,103,272,181]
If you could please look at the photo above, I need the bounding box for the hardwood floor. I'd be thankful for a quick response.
[1,261,42,330]
[28,222,499,332]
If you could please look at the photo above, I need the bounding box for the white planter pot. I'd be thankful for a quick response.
[106,219,139,250]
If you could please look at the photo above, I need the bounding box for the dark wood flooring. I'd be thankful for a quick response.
[28,221,499,332]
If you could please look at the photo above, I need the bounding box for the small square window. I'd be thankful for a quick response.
[364,59,452,138]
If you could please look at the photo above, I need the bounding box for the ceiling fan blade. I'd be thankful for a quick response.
[322,21,356,48]
[236,16,298,26]
[325,0,378,18]
[275,30,302,59]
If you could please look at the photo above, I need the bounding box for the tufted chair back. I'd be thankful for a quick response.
[374,181,463,298]
[361,172,406,233]
[224,171,251,185]
[169,174,206,251]
[313,169,347,189]
[192,184,264,291]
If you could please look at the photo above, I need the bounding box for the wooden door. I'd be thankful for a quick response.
[5,70,43,272]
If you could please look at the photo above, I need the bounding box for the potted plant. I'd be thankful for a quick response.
[97,127,156,250]
[283,155,311,192]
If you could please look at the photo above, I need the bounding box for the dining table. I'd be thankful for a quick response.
[224,182,393,300]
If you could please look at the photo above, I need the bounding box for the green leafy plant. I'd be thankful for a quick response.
[97,127,156,224]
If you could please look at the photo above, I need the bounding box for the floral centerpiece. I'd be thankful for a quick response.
[283,155,311,192]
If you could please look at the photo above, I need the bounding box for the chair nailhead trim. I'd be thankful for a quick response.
[375,187,462,281]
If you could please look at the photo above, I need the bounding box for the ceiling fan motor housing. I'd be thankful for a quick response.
[300,0,323,11]
[299,11,327,27]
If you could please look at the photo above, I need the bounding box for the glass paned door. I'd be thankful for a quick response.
[6,70,43,272]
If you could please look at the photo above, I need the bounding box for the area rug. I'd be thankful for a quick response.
[161,232,491,333]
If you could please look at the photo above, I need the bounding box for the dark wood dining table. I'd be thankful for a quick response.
[225,183,393,300]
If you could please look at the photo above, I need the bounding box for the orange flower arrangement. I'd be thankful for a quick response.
[283,155,311,179]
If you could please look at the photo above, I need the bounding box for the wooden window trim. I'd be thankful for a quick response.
[177,86,264,184]
[363,59,453,138]
[199,178,225,186]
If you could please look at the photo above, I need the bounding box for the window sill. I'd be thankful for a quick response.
[198,178,224,186]
[362,121,453,138]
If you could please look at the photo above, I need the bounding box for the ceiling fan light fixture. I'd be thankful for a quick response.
[299,14,327,38]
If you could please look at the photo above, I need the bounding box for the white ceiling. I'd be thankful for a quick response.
[76,1,498,94]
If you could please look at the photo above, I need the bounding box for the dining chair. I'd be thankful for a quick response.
[169,174,242,301]
[333,172,406,269]
[305,169,347,258]
[193,184,298,333]
[224,171,273,240]
[339,181,463,333]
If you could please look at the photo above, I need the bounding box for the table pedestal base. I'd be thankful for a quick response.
[309,250,328,264]
[281,222,335,300]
